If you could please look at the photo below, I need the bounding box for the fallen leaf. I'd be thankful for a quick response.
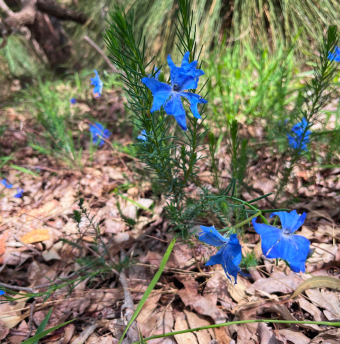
[20,229,50,244]
[247,272,303,295]
[0,320,9,340]
[0,232,9,264]
[310,328,340,344]
[174,314,198,344]
[177,276,227,322]
[288,275,340,301]
[183,310,212,344]
[257,322,285,344]
[279,329,310,344]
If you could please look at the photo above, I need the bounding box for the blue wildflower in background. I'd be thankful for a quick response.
[287,118,311,152]
[0,290,4,296]
[14,188,24,198]
[89,123,111,147]
[142,51,207,131]
[328,46,340,62]
[148,67,161,80]
[1,179,13,188]
[137,130,147,141]
[90,70,103,98]
[252,210,310,273]
[198,226,243,284]
[70,98,77,104]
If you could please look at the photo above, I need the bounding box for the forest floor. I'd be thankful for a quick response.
[1,86,340,344]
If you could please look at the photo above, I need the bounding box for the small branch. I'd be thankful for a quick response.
[83,35,118,72]
[0,282,34,293]
[25,300,36,341]
[120,250,139,344]
[0,0,14,17]
[37,0,88,24]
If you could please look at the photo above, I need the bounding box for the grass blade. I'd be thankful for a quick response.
[21,319,75,344]
[118,237,176,344]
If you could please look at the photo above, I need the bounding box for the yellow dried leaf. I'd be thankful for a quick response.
[288,276,340,301]
[21,229,50,244]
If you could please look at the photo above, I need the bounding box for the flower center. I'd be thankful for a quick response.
[282,228,291,235]
[173,84,180,91]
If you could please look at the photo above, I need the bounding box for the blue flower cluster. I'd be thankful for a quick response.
[287,118,311,152]
[142,52,207,131]
[199,210,310,283]
[328,46,340,62]
[1,180,24,198]
[89,123,111,147]
[90,70,103,98]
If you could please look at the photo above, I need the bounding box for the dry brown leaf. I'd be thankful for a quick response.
[21,229,50,244]
[177,276,227,322]
[183,310,212,344]
[0,319,9,340]
[288,276,340,300]
[0,231,9,264]
[279,329,310,344]
[174,314,198,344]
[305,288,340,319]
[257,322,285,344]
[137,291,162,329]
[298,297,324,321]
[247,272,303,295]
[25,200,59,220]
[310,328,340,344]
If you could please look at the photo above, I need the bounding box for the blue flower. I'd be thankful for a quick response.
[1,179,13,189]
[142,52,207,131]
[198,226,242,284]
[70,98,77,104]
[90,70,103,98]
[137,130,147,141]
[287,118,311,151]
[14,188,24,198]
[148,67,161,80]
[252,210,310,273]
[89,123,111,147]
[0,290,4,296]
[328,46,340,62]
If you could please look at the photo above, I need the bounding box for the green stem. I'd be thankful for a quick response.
[132,319,340,344]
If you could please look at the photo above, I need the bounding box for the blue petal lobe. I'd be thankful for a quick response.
[142,77,172,112]
[252,218,282,256]
[205,234,242,284]
[198,226,229,247]
[164,94,187,131]
[179,92,208,119]
[270,210,307,233]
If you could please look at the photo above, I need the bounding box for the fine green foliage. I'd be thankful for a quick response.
[206,42,298,125]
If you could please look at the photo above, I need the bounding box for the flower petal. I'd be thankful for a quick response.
[198,226,229,246]
[142,77,172,112]
[205,234,242,284]
[267,234,310,272]
[164,93,187,131]
[270,210,307,234]
[252,218,282,256]
[167,54,197,90]
[90,70,103,98]
[179,92,208,119]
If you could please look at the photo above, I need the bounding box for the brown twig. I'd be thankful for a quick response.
[83,35,117,72]
[25,300,36,340]
[120,250,139,344]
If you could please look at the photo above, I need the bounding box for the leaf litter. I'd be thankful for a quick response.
[1,99,340,344]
